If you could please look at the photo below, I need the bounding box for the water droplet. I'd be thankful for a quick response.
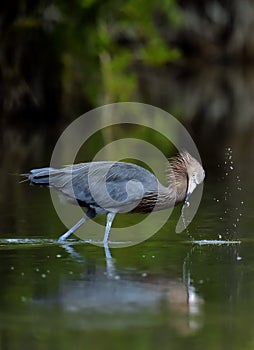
[230,166,234,170]
[41,274,46,279]
[56,254,62,258]
[142,272,147,277]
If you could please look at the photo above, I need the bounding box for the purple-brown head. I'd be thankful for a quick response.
[168,151,205,204]
[181,152,205,203]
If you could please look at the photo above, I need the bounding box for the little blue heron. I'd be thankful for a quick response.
[25,151,205,243]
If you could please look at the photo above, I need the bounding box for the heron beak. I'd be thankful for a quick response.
[185,178,197,205]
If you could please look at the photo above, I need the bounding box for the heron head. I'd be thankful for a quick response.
[181,152,205,203]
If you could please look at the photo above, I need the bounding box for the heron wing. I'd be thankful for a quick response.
[49,162,161,213]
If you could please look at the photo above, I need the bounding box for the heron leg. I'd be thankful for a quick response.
[104,244,112,259]
[58,215,88,242]
[103,212,116,245]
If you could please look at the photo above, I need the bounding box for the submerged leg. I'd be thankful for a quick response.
[103,212,116,245]
[58,215,88,242]
[104,244,112,260]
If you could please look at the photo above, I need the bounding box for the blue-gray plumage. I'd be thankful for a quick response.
[25,152,205,244]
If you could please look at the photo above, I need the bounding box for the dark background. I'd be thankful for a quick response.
[1,0,254,169]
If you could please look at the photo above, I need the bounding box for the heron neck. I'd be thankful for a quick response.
[158,174,187,209]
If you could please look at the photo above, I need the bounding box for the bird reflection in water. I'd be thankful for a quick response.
[51,241,204,336]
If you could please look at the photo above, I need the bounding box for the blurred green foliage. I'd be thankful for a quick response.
[54,0,181,105]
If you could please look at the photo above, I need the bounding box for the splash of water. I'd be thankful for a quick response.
[213,147,243,239]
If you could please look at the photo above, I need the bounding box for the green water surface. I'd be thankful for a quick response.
[0,152,253,350]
